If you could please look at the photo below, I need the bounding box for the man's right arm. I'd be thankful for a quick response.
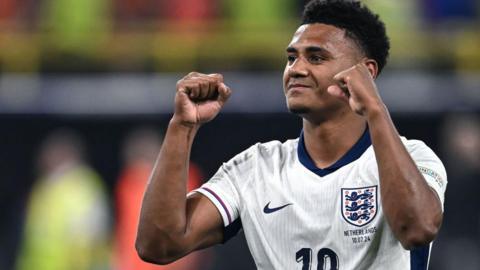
[135,72,232,265]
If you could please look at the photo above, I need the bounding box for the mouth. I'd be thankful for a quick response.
[287,83,311,93]
[287,83,310,90]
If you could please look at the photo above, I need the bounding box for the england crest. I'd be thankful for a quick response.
[341,185,378,227]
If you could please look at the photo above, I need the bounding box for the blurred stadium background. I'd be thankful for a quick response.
[0,0,479,269]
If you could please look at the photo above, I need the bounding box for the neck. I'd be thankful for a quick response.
[302,112,366,169]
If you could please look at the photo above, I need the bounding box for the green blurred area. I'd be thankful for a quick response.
[0,0,479,73]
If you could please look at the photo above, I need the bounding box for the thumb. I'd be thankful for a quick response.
[175,88,193,107]
[176,88,190,99]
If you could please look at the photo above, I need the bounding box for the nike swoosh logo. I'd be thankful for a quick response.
[263,202,292,214]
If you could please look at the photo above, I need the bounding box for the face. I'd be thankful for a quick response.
[283,23,362,116]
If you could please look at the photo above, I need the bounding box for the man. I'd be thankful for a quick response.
[136,1,447,269]
[17,130,110,270]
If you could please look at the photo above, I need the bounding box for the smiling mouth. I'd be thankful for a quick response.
[287,84,311,93]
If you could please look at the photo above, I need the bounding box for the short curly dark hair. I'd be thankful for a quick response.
[302,0,390,75]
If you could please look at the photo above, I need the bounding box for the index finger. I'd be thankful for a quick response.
[207,73,224,82]
[333,64,357,82]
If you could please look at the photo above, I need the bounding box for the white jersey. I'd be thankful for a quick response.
[193,130,447,270]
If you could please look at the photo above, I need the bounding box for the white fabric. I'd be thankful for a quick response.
[193,136,447,270]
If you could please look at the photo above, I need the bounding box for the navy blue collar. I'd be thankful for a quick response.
[297,128,371,177]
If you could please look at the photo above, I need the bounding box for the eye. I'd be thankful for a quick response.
[287,55,297,63]
[309,55,324,63]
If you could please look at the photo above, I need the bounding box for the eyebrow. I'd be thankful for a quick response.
[286,46,332,57]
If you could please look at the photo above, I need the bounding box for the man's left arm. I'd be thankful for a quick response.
[330,62,444,250]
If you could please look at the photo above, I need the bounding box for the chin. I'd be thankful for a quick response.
[287,104,311,115]
[286,96,313,114]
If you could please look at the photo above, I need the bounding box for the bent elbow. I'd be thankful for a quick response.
[135,239,176,265]
[135,230,188,265]
[399,223,439,250]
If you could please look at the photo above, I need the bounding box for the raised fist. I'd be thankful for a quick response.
[173,72,232,127]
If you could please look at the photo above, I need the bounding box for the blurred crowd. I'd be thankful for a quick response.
[0,0,479,72]
[0,1,478,270]
[11,126,214,270]
[431,113,480,270]
[0,112,476,270]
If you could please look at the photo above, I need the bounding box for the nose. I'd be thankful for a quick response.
[287,57,309,78]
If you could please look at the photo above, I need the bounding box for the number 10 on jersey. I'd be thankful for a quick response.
[296,247,339,270]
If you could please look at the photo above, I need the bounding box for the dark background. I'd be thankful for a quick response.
[2,112,474,269]
[1,0,479,269]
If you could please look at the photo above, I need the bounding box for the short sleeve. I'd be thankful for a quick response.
[190,145,256,228]
[406,140,448,209]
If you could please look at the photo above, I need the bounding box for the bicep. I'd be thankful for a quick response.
[183,193,225,251]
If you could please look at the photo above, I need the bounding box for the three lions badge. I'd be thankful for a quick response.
[341,186,378,227]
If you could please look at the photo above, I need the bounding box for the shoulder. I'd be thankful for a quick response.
[400,136,447,179]
[401,136,427,148]
[400,137,440,159]
[255,138,299,157]
[246,139,300,167]
[225,138,299,170]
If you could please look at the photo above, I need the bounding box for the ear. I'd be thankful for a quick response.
[363,58,378,79]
